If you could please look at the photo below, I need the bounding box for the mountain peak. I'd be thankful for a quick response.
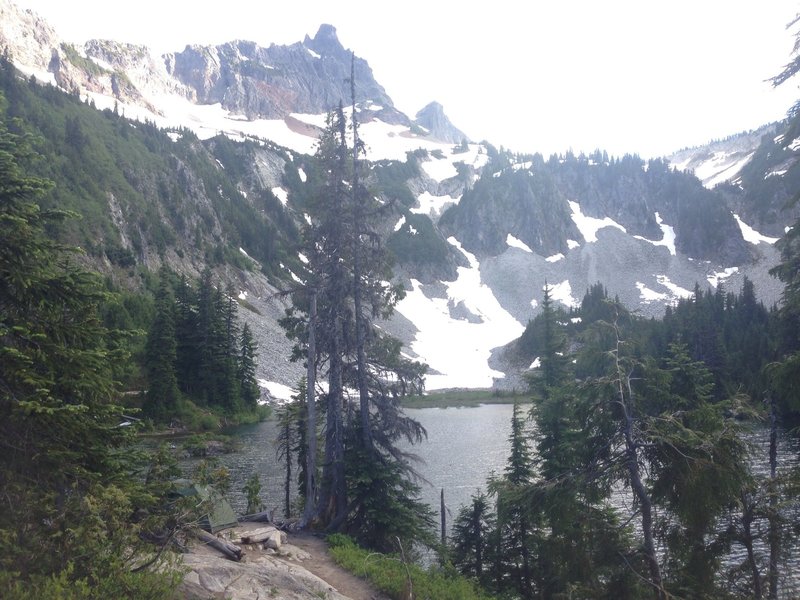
[304,24,344,56]
[415,101,470,144]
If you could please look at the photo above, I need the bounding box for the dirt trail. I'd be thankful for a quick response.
[286,532,391,600]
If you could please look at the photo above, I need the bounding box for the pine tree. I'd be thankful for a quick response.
[174,274,199,397]
[645,343,750,596]
[489,401,537,599]
[238,323,260,408]
[281,94,430,549]
[0,120,177,594]
[275,399,300,518]
[144,268,180,422]
[451,491,495,586]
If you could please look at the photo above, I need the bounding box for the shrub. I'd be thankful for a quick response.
[327,534,493,600]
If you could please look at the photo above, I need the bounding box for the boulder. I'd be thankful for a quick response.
[179,544,352,600]
[263,529,286,550]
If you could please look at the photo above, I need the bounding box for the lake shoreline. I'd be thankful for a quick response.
[401,388,532,408]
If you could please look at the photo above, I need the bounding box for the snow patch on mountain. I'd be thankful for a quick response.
[271,187,288,206]
[506,234,533,253]
[291,112,328,129]
[633,212,676,255]
[76,87,479,165]
[667,124,779,188]
[394,237,524,389]
[656,275,693,299]
[708,267,739,287]
[257,379,295,402]
[636,282,669,303]
[412,192,459,219]
[676,150,755,188]
[569,200,627,242]
[549,280,579,308]
[421,157,458,182]
[733,214,780,245]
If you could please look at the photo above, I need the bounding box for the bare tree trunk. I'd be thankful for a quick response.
[350,52,372,451]
[196,529,242,561]
[768,394,779,600]
[440,488,446,547]
[740,491,762,599]
[614,328,665,600]
[301,292,318,527]
[318,314,347,525]
[284,414,292,518]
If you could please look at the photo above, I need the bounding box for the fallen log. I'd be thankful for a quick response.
[237,509,274,523]
[235,526,278,545]
[195,529,242,562]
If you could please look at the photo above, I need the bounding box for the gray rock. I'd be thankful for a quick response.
[180,543,352,600]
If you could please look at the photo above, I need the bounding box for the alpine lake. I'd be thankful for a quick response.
[149,395,800,594]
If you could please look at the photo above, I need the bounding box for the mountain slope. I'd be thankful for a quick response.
[1,0,798,392]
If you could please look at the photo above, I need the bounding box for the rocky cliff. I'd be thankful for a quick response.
[1,0,798,391]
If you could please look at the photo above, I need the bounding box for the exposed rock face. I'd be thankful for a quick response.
[180,543,352,600]
[439,166,579,258]
[0,7,414,128]
[666,123,781,188]
[0,0,60,73]
[166,25,405,122]
[415,101,470,144]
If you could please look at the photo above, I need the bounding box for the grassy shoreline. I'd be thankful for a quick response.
[401,388,531,409]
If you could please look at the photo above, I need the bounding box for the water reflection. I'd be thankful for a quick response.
[399,404,516,525]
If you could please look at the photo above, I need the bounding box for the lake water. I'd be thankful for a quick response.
[169,403,518,519]
[399,404,517,523]
[181,403,798,596]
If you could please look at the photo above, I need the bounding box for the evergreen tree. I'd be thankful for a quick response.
[238,322,260,408]
[644,343,750,597]
[489,401,537,599]
[275,399,300,518]
[281,95,430,549]
[0,120,177,594]
[196,266,218,406]
[218,284,241,413]
[144,268,180,422]
[174,273,200,397]
[451,491,495,587]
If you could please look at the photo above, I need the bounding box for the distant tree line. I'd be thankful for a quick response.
[144,266,260,423]
[449,274,800,599]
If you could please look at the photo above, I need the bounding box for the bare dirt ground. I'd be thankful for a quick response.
[286,531,391,600]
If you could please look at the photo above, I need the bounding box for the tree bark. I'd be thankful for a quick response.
[440,488,446,547]
[614,330,665,600]
[317,313,347,525]
[195,529,242,561]
[768,394,779,600]
[350,53,372,451]
[301,292,318,527]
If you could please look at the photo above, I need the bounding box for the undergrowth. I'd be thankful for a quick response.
[326,534,492,600]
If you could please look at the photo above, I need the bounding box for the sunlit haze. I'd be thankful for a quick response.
[11,0,800,158]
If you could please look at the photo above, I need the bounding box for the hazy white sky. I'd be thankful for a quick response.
[11,0,800,157]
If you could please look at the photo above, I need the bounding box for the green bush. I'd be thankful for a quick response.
[327,534,493,600]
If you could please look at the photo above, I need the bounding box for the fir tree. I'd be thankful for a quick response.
[281,94,430,549]
[144,268,180,422]
[489,401,537,599]
[451,492,495,587]
[238,323,260,408]
[0,120,177,594]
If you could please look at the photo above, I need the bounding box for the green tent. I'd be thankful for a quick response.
[173,479,238,533]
